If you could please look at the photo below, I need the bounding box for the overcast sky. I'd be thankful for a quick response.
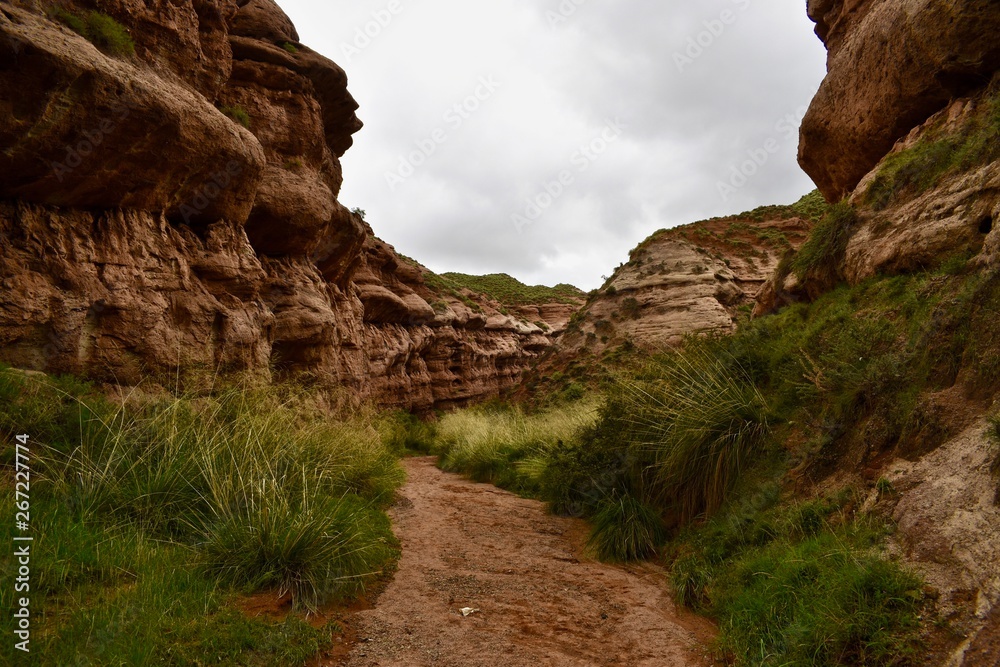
[280,0,828,291]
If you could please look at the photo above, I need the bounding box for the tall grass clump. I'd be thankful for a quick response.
[587,491,666,561]
[2,369,404,662]
[617,345,772,524]
[15,374,403,612]
[434,399,600,494]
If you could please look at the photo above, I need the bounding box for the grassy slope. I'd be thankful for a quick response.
[0,373,407,665]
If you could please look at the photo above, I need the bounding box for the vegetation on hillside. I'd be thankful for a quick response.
[430,255,1000,664]
[53,9,135,57]
[865,88,1000,210]
[440,272,584,306]
[0,372,404,664]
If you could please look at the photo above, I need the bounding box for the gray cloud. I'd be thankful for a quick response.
[281,0,828,290]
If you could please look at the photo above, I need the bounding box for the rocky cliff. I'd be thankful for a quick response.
[0,0,580,410]
[799,0,1000,201]
[760,2,1000,313]
[777,4,1000,663]
[558,196,819,357]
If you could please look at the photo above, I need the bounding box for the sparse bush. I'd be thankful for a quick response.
[790,201,858,279]
[620,297,641,319]
[282,41,299,54]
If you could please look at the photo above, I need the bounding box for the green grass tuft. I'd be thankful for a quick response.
[221,105,252,129]
[616,347,772,524]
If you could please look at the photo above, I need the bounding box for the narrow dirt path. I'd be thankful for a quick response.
[335,457,716,667]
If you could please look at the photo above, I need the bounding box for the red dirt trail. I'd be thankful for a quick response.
[333,457,716,667]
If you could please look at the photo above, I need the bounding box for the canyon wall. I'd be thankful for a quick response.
[785,4,1000,664]
[559,202,815,356]
[0,0,579,410]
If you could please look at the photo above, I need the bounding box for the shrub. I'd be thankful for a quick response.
[536,420,631,517]
[587,492,666,561]
[790,201,858,279]
[282,41,298,54]
[56,10,135,57]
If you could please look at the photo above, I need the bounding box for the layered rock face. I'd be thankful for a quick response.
[560,209,813,355]
[799,0,1000,201]
[783,1,1000,295]
[0,0,575,410]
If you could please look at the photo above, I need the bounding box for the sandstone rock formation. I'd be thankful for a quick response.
[800,0,1000,201]
[560,204,815,355]
[0,0,579,410]
[885,418,1000,667]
